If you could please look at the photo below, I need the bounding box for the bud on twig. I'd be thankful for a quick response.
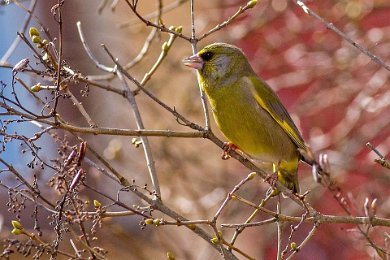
[29,27,40,38]
[364,197,370,218]
[11,220,24,235]
[247,172,256,180]
[77,141,87,166]
[12,58,29,74]
[247,0,257,9]
[69,169,84,190]
[31,35,41,44]
[132,138,143,148]
[290,241,297,251]
[371,198,378,217]
[166,251,175,260]
[144,218,154,225]
[12,220,23,230]
[93,200,102,208]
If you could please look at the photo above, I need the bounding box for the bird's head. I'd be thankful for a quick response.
[183,43,252,87]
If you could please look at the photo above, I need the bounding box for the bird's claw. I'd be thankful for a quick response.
[221,142,238,160]
[265,172,280,197]
[265,172,278,187]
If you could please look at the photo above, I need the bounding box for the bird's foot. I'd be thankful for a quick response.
[265,171,278,187]
[265,162,280,186]
[221,142,238,160]
[265,172,280,197]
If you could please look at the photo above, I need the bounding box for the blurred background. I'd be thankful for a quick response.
[1,0,390,259]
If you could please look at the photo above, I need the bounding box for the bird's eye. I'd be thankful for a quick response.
[201,51,214,61]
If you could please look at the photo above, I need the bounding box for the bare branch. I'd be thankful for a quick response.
[292,0,390,71]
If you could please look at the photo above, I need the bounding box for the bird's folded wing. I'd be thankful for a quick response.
[246,75,306,150]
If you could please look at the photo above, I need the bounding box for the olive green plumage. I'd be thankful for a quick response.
[183,43,306,194]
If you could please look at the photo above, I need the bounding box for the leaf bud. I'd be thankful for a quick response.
[247,0,258,8]
[12,220,23,230]
[29,27,40,38]
[290,242,297,251]
[31,83,42,92]
[93,200,102,208]
[31,35,41,44]
[144,219,154,225]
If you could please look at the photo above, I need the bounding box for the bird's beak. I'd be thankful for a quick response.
[182,54,203,70]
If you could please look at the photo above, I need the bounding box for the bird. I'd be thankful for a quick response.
[182,43,307,195]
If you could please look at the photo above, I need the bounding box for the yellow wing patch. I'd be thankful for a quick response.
[246,76,306,150]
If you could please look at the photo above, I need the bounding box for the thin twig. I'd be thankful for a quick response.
[70,133,131,186]
[189,0,210,130]
[117,70,161,199]
[221,238,255,260]
[197,1,257,41]
[222,213,390,228]
[0,158,55,208]
[139,28,179,87]
[100,44,205,132]
[76,21,114,72]
[12,0,53,40]
[77,76,124,95]
[87,28,158,81]
[367,142,390,170]
[213,172,256,222]
[65,88,97,127]
[51,0,64,115]
[14,77,46,105]
[277,196,282,260]
[229,193,272,247]
[222,218,277,228]
[285,222,319,260]
[117,0,188,28]
[292,0,390,72]
[84,182,239,260]
[1,103,205,138]
[124,0,191,41]
[123,28,157,70]
[0,0,37,64]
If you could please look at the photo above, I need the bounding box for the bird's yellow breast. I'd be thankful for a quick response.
[202,76,298,165]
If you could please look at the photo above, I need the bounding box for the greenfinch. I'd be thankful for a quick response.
[183,43,306,194]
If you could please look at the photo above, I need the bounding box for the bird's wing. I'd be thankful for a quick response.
[246,75,306,150]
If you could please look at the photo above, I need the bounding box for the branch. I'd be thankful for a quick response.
[367,142,390,170]
[292,0,390,72]
[0,0,37,64]
[197,0,258,41]
[117,0,188,28]
[65,88,97,127]
[0,158,55,208]
[189,0,210,130]
[124,0,192,41]
[76,21,115,72]
[117,70,161,199]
